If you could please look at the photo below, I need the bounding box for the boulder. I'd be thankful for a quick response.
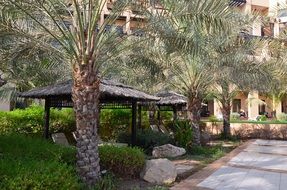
[152,144,186,158]
[200,132,211,146]
[175,164,194,176]
[141,158,177,185]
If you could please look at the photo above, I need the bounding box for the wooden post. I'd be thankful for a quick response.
[131,101,137,146]
[44,98,50,139]
[173,106,178,127]
[173,106,178,121]
[157,106,161,126]
[138,104,142,130]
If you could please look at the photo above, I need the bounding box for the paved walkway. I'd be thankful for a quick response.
[171,140,287,190]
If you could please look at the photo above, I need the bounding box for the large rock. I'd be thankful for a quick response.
[201,132,211,146]
[152,144,186,158]
[141,159,177,185]
[175,164,194,176]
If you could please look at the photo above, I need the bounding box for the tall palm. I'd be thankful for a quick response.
[143,0,235,145]
[0,0,136,185]
[169,53,215,145]
[0,0,242,184]
[210,31,276,138]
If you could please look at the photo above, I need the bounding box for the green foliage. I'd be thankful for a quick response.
[277,113,287,121]
[230,112,240,121]
[0,134,80,190]
[100,109,131,141]
[0,105,75,136]
[257,115,267,121]
[99,145,145,178]
[208,115,219,123]
[174,120,193,149]
[117,130,174,154]
[93,173,118,190]
[100,109,151,141]
[189,145,225,158]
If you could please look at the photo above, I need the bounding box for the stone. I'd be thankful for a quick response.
[175,164,194,176]
[152,144,186,158]
[200,132,211,146]
[141,158,177,185]
[51,133,70,146]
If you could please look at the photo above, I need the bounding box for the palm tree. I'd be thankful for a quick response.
[143,0,235,145]
[209,32,275,138]
[0,0,136,185]
[169,53,215,145]
[0,0,242,184]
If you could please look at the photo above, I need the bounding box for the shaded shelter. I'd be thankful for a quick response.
[19,79,159,145]
[155,91,187,124]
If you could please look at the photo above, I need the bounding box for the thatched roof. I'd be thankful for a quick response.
[20,79,160,102]
[155,91,187,106]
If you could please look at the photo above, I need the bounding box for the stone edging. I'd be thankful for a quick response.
[170,140,254,190]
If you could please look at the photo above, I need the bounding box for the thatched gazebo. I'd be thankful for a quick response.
[20,79,159,145]
[155,91,187,122]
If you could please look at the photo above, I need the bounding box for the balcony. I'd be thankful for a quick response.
[250,0,269,8]
[230,0,246,6]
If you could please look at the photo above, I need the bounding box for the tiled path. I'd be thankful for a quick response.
[171,140,287,190]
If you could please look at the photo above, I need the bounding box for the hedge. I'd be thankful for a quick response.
[0,105,75,136]
[99,145,145,178]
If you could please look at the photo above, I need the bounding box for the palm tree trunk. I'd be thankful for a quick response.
[72,64,101,186]
[187,97,202,146]
[149,104,157,127]
[222,104,231,139]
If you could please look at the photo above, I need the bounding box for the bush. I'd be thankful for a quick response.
[117,130,174,154]
[230,113,240,121]
[277,113,287,121]
[189,145,224,158]
[93,173,118,190]
[0,105,75,136]
[99,145,145,178]
[208,115,219,123]
[257,115,267,121]
[174,120,193,149]
[0,134,80,190]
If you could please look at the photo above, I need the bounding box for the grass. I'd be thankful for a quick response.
[202,119,287,124]
[0,134,81,190]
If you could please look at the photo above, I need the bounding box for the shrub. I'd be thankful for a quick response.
[99,145,145,178]
[277,113,287,121]
[230,113,240,121]
[189,145,224,158]
[117,130,174,154]
[0,105,75,136]
[257,115,267,121]
[173,120,193,149]
[208,115,219,123]
[0,134,80,190]
[93,172,118,190]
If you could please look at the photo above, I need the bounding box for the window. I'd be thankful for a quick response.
[259,100,266,114]
[232,99,241,113]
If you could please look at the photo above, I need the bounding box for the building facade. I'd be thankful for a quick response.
[208,0,287,120]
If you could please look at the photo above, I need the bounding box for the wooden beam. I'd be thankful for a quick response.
[131,101,137,146]
[173,106,178,122]
[157,106,161,126]
[44,98,51,139]
[138,104,142,130]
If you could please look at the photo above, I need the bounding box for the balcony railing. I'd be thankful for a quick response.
[230,0,247,7]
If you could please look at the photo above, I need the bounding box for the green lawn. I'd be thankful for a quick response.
[202,120,287,125]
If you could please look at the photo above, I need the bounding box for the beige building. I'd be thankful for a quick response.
[208,0,287,120]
